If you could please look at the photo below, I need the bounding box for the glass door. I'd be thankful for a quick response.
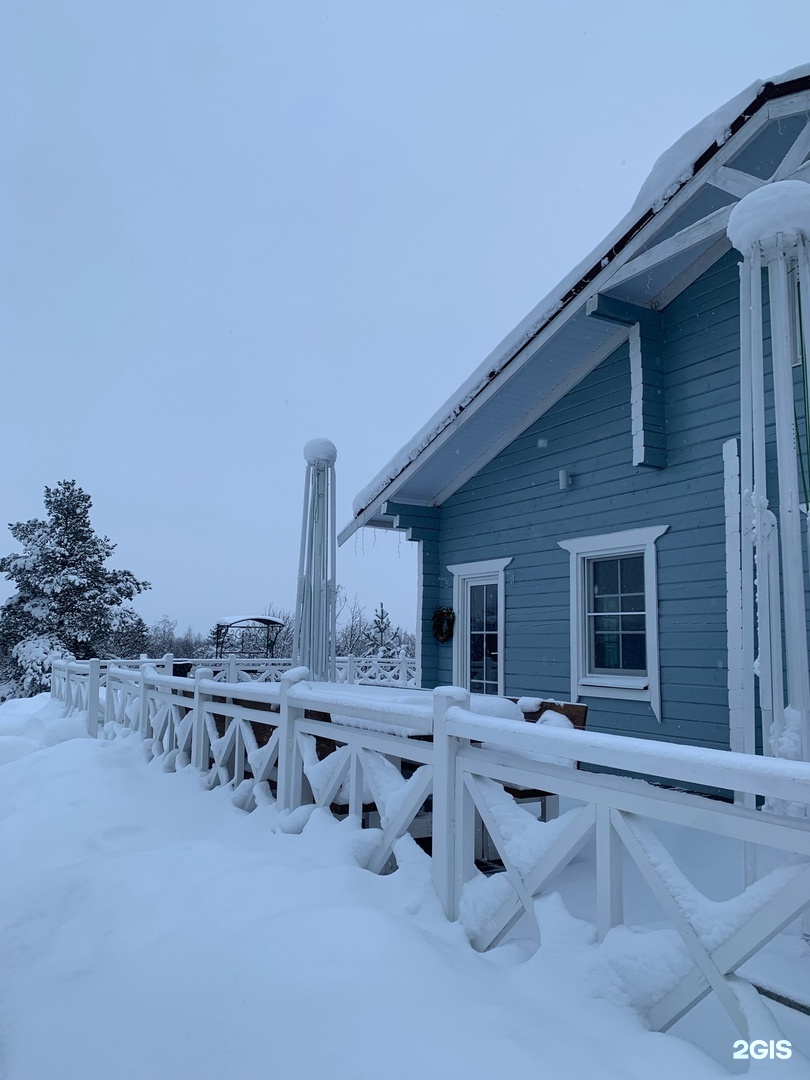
[468,582,499,694]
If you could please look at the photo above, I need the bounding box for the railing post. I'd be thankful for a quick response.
[192,667,213,771]
[431,686,472,920]
[228,653,237,685]
[398,646,408,685]
[277,668,309,812]
[103,667,114,732]
[162,652,174,676]
[596,805,624,941]
[347,654,356,685]
[87,659,100,738]
[139,665,150,737]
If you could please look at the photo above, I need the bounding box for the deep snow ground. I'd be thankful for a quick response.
[1,695,809,1079]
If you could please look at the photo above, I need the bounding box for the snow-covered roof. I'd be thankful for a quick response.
[341,64,810,543]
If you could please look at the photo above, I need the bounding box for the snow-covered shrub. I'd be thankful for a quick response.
[11,635,72,696]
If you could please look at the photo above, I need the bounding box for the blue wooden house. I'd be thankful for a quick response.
[340,67,810,755]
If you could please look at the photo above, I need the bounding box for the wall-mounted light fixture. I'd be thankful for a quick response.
[559,469,573,491]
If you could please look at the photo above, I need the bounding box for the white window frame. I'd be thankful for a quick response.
[558,526,668,721]
[447,557,512,696]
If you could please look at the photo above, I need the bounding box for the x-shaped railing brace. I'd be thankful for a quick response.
[611,809,810,1036]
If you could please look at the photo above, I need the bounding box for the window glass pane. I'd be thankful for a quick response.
[484,654,498,684]
[620,555,644,595]
[621,593,645,612]
[592,559,618,596]
[485,584,498,631]
[621,634,646,671]
[587,552,648,674]
[470,680,484,694]
[469,585,484,632]
[470,634,484,663]
[594,634,620,669]
[594,595,620,613]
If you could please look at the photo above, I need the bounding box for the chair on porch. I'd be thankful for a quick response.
[474,699,589,864]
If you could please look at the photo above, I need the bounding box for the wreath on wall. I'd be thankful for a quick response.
[432,607,455,643]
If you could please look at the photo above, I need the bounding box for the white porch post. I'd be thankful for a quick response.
[728,181,810,765]
[293,439,338,682]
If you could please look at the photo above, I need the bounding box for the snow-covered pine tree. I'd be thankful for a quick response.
[105,608,150,659]
[363,602,400,658]
[0,480,150,695]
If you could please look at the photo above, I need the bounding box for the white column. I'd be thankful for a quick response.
[766,242,810,761]
[728,182,810,764]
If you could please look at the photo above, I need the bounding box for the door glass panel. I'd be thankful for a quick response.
[470,586,484,632]
[468,582,499,694]
[485,584,498,631]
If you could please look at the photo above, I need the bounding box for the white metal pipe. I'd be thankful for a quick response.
[329,462,337,683]
[738,255,758,762]
[749,246,778,753]
[767,242,810,761]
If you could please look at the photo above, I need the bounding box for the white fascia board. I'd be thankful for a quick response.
[338,513,396,546]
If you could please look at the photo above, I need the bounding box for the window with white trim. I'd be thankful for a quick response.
[558,526,668,720]
[447,557,512,696]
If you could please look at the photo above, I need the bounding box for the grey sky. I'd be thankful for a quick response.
[2,1,809,636]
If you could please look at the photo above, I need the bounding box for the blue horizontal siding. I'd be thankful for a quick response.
[420,249,748,749]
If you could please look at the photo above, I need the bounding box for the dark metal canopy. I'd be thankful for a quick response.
[214,615,285,659]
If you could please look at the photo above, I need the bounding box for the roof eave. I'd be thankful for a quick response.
[340,73,810,543]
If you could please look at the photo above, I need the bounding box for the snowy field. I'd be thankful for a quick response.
[1,696,810,1079]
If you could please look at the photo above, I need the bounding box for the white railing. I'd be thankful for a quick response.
[50,661,810,1043]
[51,650,417,691]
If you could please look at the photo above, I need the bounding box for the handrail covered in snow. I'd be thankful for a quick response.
[49,659,810,1042]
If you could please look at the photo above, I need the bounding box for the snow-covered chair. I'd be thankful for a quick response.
[475,699,589,863]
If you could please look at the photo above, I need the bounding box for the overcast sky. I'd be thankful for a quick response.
[2,1,810,637]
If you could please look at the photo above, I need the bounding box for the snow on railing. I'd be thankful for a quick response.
[51,650,417,694]
[50,660,810,1043]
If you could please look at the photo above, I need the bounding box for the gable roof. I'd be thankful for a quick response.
[340,65,810,545]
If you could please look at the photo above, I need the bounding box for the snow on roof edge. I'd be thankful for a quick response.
[347,66,810,529]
